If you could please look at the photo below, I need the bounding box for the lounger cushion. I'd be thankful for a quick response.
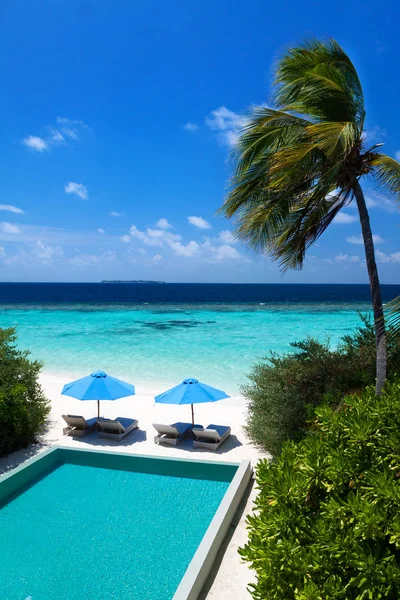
[201,424,231,438]
[114,417,136,429]
[171,422,192,435]
[85,417,98,428]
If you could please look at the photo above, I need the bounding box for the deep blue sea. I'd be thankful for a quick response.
[0,283,399,391]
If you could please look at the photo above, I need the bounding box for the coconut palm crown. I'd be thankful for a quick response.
[220,39,400,392]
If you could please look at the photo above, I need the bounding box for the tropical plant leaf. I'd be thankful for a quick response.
[385,296,400,366]
[274,39,365,125]
[370,154,400,202]
[305,121,359,157]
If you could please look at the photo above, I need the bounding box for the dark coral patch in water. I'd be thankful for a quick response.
[142,320,216,330]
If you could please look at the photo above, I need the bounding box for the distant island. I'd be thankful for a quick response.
[101,280,166,284]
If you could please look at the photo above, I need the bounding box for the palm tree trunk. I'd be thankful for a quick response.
[353,180,386,393]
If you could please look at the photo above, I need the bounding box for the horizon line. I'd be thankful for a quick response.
[0,281,400,286]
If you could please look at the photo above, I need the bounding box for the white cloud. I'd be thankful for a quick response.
[0,204,24,214]
[183,122,199,132]
[110,211,123,217]
[363,125,386,143]
[65,182,88,200]
[56,117,87,128]
[152,253,163,262]
[120,234,131,243]
[219,230,236,244]
[205,106,248,147]
[334,212,358,224]
[156,218,172,230]
[376,249,400,264]
[335,253,360,263]
[365,193,398,214]
[226,131,241,146]
[49,129,65,145]
[395,151,400,161]
[70,249,117,267]
[169,240,200,257]
[22,118,88,154]
[347,234,384,245]
[188,216,211,229]
[206,106,247,131]
[200,238,246,263]
[22,136,48,152]
[0,222,21,234]
[0,223,117,249]
[214,244,242,261]
[97,228,105,234]
[34,240,64,263]
[128,225,162,246]
[123,225,180,248]
[120,223,247,263]
[365,196,379,209]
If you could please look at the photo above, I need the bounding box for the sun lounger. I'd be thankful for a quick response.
[97,417,138,442]
[192,424,231,451]
[62,414,98,437]
[153,422,194,446]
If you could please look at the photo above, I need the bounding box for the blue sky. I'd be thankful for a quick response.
[0,0,399,283]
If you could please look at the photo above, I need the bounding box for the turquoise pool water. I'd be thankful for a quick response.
[0,302,370,391]
[0,462,230,600]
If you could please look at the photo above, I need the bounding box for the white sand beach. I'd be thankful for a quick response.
[0,371,266,599]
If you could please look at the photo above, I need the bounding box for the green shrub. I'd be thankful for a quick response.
[242,317,377,456]
[0,327,50,456]
[240,381,400,599]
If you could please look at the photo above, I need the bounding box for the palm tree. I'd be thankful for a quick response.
[220,39,400,393]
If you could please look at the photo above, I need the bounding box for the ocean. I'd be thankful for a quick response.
[0,283,399,393]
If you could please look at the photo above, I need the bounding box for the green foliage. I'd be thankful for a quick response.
[240,381,400,599]
[243,317,377,456]
[386,295,400,368]
[0,327,50,456]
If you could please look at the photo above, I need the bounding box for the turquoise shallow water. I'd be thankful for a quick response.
[0,303,371,392]
[0,463,229,600]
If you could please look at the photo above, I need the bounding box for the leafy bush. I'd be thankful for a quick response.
[242,317,378,456]
[0,327,50,456]
[240,381,400,599]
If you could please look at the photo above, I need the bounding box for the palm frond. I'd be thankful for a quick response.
[269,179,351,269]
[384,296,400,368]
[370,153,400,202]
[274,39,364,126]
[306,122,359,157]
[232,107,310,172]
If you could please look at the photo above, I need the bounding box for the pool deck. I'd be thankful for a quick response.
[0,372,267,599]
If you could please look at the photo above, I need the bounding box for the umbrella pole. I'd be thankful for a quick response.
[97,400,100,419]
[191,404,194,426]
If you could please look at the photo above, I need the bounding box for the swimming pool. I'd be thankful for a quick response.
[0,447,252,600]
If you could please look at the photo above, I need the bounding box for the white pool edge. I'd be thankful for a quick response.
[173,458,253,600]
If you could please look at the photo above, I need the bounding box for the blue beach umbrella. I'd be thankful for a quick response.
[61,370,135,418]
[154,378,229,425]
